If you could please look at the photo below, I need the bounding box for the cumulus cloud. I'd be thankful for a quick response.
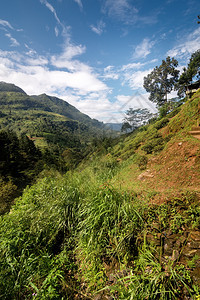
[122,68,153,90]
[51,42,86,68]
[167,27,200,60]
[0,47,158,122]
[0,39,108,109]
[133,38,155,59]
[90,20,106,35]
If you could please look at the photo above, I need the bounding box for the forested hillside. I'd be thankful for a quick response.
[0,88,199,299]
[0,82,115,214]
[0,82,110,149]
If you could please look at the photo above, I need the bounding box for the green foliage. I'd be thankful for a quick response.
[0,176,81,299]
[0,88,200,299]
[141,131,164,154]
[137,155,148,170]
[0,82,26,93]
[122,108,154,132]
[154,117,169,130]
[106,247,195,300]
[0,86,112,152]
[143,56,179,107]
[77,184,145,288]
[177,49,200,97]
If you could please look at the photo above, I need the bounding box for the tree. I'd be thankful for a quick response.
[121,108,153,132]
[177,49,200,97]
[121,121,132,133]
[143,56,179,107]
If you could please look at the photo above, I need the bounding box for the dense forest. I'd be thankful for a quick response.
[0,50,200,299]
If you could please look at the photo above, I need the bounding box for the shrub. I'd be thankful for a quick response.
[154,117,169,130]
[137,155,148,170]
[142,137,164,154]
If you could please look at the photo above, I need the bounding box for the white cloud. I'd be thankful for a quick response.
[51,42,86,68]
[167,27,200,60]
[90,20,106,35]
[40,0,61,24]
[103,65,119,80]
[55,26,59,37]
[74,0,83,10]
[103,0,138,24]
[102,0,157,25]
[116,93,157,114]
[0,48,159,122]
[5,33,20,47]
[0,43,108,97]
[123,69,152,89]
[133,38,155,59]
[0,19,13,29]
[40,0,68,34]
[122,62,144,71]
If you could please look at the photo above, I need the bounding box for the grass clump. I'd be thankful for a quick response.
[106,246,196,300]
[0,176,81,299]
[77,184,146,290]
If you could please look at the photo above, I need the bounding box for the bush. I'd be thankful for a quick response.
[142,137,164,154]
[137,155,148,170]
[154,117,169,130]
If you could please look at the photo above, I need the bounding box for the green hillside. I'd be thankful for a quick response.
[0,82,109,149]
[0,82,26,93]
[0,89,199,299]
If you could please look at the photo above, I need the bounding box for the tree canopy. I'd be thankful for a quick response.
[121,108,153,132]
[143,56,179,107]
[177,49,200,97]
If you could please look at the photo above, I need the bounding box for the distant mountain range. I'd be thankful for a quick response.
[0,82,117,148]
[105,123,122,131]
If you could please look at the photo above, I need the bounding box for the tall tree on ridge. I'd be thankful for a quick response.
[143,56,179,107]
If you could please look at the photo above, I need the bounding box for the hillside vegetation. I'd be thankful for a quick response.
[0,82,110,149]
[0,89,200,299]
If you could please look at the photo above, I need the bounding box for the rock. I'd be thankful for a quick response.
[138,170,154,181]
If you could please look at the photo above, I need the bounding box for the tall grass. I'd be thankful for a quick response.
[77,183,146,289]
[0,176,81,299]
[0,161,199,299]
[106,246,195,300]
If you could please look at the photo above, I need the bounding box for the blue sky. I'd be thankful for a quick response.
[0,0,200,123]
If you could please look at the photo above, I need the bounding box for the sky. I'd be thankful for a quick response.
[0,0,200,123]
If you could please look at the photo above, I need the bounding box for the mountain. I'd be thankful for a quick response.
[105,122,122,131]
[0,81,26,94]
[0,82,111,148]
